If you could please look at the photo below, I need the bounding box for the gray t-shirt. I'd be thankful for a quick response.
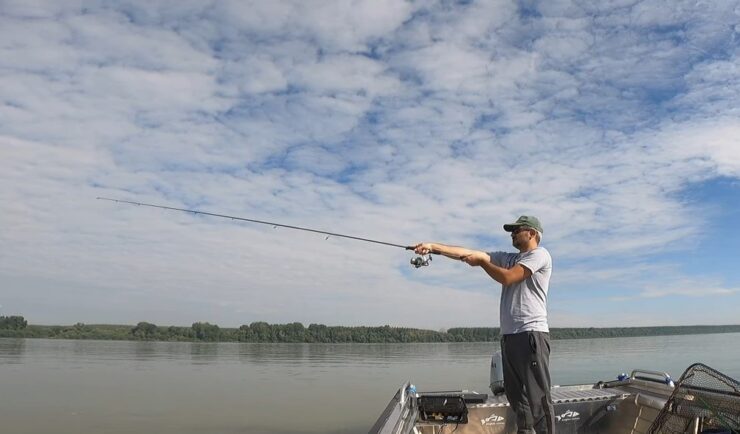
[488,247,552,335]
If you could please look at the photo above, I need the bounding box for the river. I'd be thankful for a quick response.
[1,333,738,434]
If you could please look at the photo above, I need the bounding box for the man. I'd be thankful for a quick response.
[414,216,554,434]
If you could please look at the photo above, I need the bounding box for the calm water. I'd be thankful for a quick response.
[1,333,739,434]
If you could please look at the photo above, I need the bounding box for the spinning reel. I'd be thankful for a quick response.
[410,254,432,268]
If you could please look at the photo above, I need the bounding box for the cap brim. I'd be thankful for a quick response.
[503,223,524,232]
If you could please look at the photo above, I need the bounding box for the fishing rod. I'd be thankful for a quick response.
[97,197,438,268]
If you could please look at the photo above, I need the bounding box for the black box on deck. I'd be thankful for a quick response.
[419,395,469,424]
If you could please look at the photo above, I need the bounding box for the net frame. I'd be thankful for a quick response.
[648,363,739,434]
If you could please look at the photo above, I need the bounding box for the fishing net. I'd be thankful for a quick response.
[648,363,740,434]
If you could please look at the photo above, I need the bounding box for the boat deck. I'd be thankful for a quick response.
[371,365,739,434]
[468,386,631,408]
[371,378,676,434]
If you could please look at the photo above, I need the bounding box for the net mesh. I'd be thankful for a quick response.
[648,363,739,434]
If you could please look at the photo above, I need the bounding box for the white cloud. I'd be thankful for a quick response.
[1,0,739,327]
[224,57,288,95]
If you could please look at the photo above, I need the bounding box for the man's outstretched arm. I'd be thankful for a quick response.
[414,243,531,285]
[413,242,479,260]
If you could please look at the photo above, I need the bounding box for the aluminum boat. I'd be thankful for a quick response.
[369,363,739,434]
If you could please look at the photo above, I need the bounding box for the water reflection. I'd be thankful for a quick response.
[190,342,221,363]
[132,341,160,360]
[234,342,501,366]
[0,338,25,364]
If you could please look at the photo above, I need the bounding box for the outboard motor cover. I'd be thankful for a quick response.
[490,351,505,395]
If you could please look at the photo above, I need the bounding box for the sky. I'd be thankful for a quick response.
[1,0,739,330]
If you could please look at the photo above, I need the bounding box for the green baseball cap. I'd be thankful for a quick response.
[503,216,543,233]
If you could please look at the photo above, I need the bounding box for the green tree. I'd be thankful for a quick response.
[249,321,273,342]
[277,322,305,342]
[0,316,27,330]
[192,322,220,341]
[131,321,158,339]
[308,323,329,342]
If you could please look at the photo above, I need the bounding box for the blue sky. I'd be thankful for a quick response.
[1,0,738,329]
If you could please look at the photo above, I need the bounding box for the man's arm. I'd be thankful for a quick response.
[413,242,479,260]
[414,243,532,285]
[459,251,532,286]
[479,261,532,286]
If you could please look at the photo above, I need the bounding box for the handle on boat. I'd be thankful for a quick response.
[629,369,673,384]
[400,382,408,404]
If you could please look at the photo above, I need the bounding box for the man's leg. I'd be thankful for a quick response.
[502,334,535,434]
[524,332,555,434]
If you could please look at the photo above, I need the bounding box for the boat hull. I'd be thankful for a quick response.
[371,374,676,434]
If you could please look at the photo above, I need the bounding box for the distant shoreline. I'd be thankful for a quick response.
[2,318,739,343]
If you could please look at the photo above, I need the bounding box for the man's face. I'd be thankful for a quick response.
[510,226,533,249]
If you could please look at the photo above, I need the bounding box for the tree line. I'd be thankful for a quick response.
[2,316,740,342]
[0,316,27,330]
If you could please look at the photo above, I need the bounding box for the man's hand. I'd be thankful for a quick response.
[414,243,434,255]
[460,251,489,267]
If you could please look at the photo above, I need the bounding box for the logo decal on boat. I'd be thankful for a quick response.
[555,410,580,422]
[481,414,505,425]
